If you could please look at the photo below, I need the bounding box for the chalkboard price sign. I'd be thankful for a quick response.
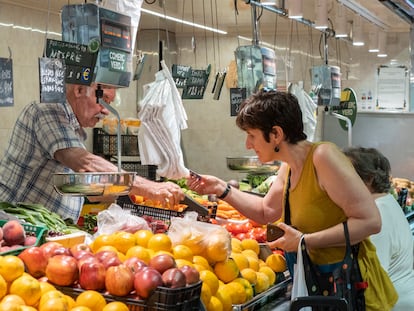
[39,57,66,103]
[45,39,97,85]
[230,88,247,116]
[182,65,211,100]
[0,57,13,107]
[172,64,191,89]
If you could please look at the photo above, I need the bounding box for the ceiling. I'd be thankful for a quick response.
[0,0,411,39]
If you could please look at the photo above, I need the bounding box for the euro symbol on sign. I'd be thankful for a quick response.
[82,68,90,82]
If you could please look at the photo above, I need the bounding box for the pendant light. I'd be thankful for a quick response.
[287,0,303,19]
[335,4,348,38]
[314,0,328,30]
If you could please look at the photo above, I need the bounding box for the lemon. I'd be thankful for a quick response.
[231,252,249,271]
[259,266,276,285]
[240,268,258,285]
[215,288,233,311]
[241,238,260,255]
[255,271,270,294]
[214,258,239,283]
[206,296,223,311]
[265,253,287,272]
[199,270,220,295]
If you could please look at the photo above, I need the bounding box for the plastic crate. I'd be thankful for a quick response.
[57,281,202,311]
[113,161,157,181]
[93,128,139,158]
[117,195,211,223]
[0,220,48,256]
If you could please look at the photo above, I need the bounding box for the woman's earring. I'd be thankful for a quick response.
[274,146,280,152]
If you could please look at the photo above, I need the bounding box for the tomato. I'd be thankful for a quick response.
[250,227,267,243]
[236,233,249,240]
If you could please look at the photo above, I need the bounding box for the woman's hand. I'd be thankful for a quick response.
[266,222,303,252]
[187,174,227,197]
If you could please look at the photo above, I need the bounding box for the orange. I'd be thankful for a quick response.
[39,290,68,308]
[147,233,172,252]
[213,258,239,283]
[70,307,92,311]
[215,288,233,311]
[75,290,106,311]
[265,253,287,272]
[9,273,41,306]
[206,296,223,311]
[102,301,129,311]
[172,244,193,262]
[0,255,25,282]
[0,275,6,301]
[199,270,219,295]
[175,259,194,268]
[112,231,136,254]
[125,245,151,264]
[20,306,37,311]
[39,280,57,296]
[241,238,260,255]
[64,295,76,309]
[134,229,154,248]
[95,245,118,254]
[0,302,22,311]
[38,297,69,311]
[91,234,114,253]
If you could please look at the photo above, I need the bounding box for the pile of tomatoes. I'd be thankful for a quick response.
[221,220,266,243]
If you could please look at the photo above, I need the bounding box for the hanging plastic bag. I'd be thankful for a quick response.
[291,235,311,311]
[168,212,231,264]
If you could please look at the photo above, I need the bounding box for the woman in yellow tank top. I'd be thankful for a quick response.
[187,89,397,310]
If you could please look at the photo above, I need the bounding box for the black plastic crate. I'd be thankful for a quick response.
[117,162,157,181]
[93,128,139,157]
[57,281,202,311]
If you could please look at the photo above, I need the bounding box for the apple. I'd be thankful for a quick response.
[161,268,187,288]
[149,254,176,274]
[79,261,106,291]
[40,242,65,260]
[70,243,92,260]
[100,255,122,269]
[105,264,135,296]
[179,265,200,285]
[123,257,148,275]
[134,267,163,299]
[18,246,48,278]
[45,254,79,286]
[95,250,118,263]
[77,253,100,270]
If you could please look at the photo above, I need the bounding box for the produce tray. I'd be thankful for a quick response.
[57,281,202,311]
[93,128,139,158]
[232,275,291,311]
[0,220,48,256]
[117,195,212,223]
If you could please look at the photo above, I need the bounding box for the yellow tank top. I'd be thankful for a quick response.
[284,142,398,310]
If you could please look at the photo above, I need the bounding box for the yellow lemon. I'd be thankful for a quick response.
[231,252,249,271]
[265,253,287,272]
[102,301,130,311]
[213,258,239,283]
[0,275,6,301]
[134,229,154,248]
[112,231,136,254]
[206,296,223,311]
[241,238,260,255]
[259,266,276,285]
[255,271,270,294]
[199,270,219,295]
[206,235,229,263]
[233,277,254,301]
[231,238,243,253]
[175,259,194,268]
[242,249,259,260]
[215,287,233,311]
[125,245,151,264]
[147,233,172,252]
[193,255,212,271]
[224,281,246,305]
[246,255,260,271]
[240,268,258,285]
[200,282,212,306]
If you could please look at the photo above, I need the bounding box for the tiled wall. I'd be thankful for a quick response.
[0,2,411,181]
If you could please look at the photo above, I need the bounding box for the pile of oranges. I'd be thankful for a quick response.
[0,255,129,311]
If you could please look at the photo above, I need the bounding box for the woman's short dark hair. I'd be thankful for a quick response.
[235,89,307,144]
[343,146,391,193]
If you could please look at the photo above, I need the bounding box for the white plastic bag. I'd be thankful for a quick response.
[94,203,150,237]
[291,235,311,311]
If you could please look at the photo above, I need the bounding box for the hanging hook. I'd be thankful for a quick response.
[8,46,12,62]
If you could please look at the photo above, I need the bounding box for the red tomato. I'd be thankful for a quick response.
[251,227,267,243]
[236,233,249,240]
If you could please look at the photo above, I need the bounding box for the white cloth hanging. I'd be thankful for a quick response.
[289,83,317,142]
[138,60,189,179]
